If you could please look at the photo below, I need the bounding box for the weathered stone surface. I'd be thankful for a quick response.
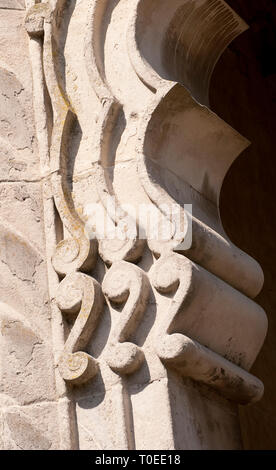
[0,0,270,450]
[0,1,25,10]
[0,4,59,450]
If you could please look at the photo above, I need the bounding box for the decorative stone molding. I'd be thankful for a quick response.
[56,272,104,385]
[0,0,266,449]
[150,252,266,404]
[102,261,150,375]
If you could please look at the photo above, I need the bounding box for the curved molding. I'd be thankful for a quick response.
[102,261,150,374]
[84,0,144,265]
[150,252,267,404]
[56,271,104,385]
[127,0,267,403]
[25,1,97,276]
[128,0,248,105]
[126,1,264,299]
[136,84,263,298]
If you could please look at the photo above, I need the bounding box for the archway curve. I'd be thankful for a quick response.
[210,0,276,450]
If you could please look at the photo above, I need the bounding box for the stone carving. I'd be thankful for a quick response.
[25,0,146,383]
[134,33,263,300]
[27,2,98,277]
[102,261,150,374]
[0,0,266,449]
[84,0,145,265]
[150,253,266,404]
[56,272,103,385]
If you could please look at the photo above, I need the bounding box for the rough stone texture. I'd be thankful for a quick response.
[0,0,271,450]
[0,4,60,450]
[0,1,25,10]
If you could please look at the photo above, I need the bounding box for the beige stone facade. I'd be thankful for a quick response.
[0,0,274,450]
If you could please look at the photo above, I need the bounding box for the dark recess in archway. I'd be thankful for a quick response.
[210,0,276,450]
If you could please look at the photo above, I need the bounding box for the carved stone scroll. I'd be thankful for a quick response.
[25,1,97,277]
[83,0,145,266]
[102,261,150,374]
[150,253,267,404]
[56,272,104,385]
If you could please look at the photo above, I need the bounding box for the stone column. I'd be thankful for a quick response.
[0,0,267,450]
